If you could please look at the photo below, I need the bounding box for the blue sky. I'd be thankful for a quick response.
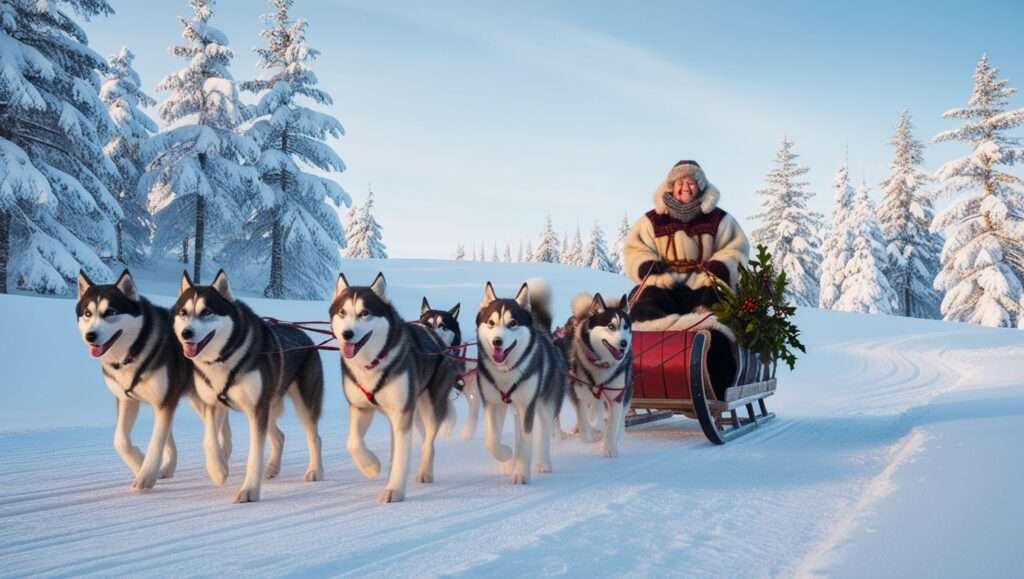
[85,0,1024,258]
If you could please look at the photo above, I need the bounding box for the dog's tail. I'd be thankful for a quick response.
[439,398,457,438]
[570,292,594,319]
[527,278,553,333]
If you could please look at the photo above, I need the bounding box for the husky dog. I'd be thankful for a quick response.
[419,298,479,440]
[476,280,566,484]
[331,273,458,503]
[175,270,325,503]
[76,270,193,490]
[556,293,633,458]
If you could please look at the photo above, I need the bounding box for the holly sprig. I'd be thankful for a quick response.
[711,244,805,370]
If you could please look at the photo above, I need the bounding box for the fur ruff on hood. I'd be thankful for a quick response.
[652,180,721,216]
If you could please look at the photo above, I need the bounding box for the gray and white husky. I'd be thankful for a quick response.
[174,270,325,503]
[76,270,194,490]
[331,273,459,503]
[556,293,633,458]
[419,298,479,440]
[475,280,567,484]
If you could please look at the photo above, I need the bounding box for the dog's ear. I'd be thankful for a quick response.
[619,293,629,314]
[449,303,460,320]
[211,269,234,302]
[421,297,431,316]
[77,270,94,299]
[334,273,350,299]
[514,282,531,311]
[369,272,387,299]
[179,270,193,296]
[115,269,139,301]
[481,282,498,308]
[590,292,607,314]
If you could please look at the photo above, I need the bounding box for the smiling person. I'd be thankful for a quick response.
[623,160,750,397]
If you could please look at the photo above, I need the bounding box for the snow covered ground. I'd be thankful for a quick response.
[2,259,1023,578]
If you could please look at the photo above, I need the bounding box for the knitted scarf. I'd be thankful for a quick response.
[662,191,703,223]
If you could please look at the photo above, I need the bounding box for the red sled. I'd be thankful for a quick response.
[626,330,777,444]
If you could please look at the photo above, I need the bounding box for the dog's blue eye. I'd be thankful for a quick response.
[200,309,212,317]
[607,323,615,331]
[359,311,369,318]
[508,320,518,328]
[103,309,117,318]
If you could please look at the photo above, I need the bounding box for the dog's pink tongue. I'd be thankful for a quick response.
[89,345,105,358]
[343,342,357,359]
[183,343,199,358]
[492,348,507,364]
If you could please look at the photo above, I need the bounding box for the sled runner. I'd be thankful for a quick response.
[625,330,777,444]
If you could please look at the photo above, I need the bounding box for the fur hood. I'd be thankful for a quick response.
[652,180,721,215]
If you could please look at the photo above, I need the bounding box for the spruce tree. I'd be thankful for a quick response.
[750,137,825,306]
[533,216,561,263]
[611,213,629,274]
[819,152,856,309]
[932,55,1024,328]
[834,181,899,314]
[343,191,387,259]
[584,222,615,272]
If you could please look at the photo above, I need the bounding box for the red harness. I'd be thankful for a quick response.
[568,371,628,404]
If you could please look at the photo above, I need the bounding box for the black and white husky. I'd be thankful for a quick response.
[331,273,459,503]
[174,270,325,503]
[556,293,633,458]
[76,270,193,490]
[419,298,479,440]
[475,280,567,484]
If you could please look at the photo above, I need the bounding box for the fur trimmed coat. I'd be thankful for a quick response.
[623,179,750,291]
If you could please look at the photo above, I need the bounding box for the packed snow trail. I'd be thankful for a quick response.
[1,260,1022,578]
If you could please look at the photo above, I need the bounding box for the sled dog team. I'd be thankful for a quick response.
[76,269,634,503]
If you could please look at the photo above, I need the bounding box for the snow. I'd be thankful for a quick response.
[2,258,1023,577]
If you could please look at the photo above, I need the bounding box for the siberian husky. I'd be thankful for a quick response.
[556,293,633,457]
[331,273,458,503]
[419,298,479,440]
[475,280,566,484]
[76,270,194,490]
[174,270,325,503]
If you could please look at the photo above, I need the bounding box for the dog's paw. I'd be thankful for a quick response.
[602,444,619,458]
[378,488,405,503]
[354,452,381,479]
[158,465,175,479]
[131,470,158,491]
[304,468,324,482]
[416,471,434,484]
[207,461,229,486]
[265,460,281,480]
[489,443,513,462]
[234,486,260,503]
[511,470,530,485]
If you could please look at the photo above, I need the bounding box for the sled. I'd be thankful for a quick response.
[625,330,777,444]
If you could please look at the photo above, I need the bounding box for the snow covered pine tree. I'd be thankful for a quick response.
[750,137,825,306]
[932,55,1024,328]
[533,216,561,263]
[101,46,158,265]
[584,222,616,272]
[140,0,266,284]
[343,190,387,259]
[833,180,899,314]
[819,152,856,310]
[224,0,350,299]
[611,213,630,274]
[0,0,120,294]
[877,111,943,318]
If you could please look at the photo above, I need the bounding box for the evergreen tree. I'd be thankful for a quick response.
[750,137,825,306]
[932,55,1024,328]
[533,216,561,263]
[611,212,629,274]
[517,241,524,263]
[584,222,615,272]
[877,111,943,318]
[343,191,387,259]
[223,0,350,298]
[454,243,465,261]
[564,226,584,267]
[140,0,265,284]
[491,242,499,262]
[503,242,512,263]
[100,47,158,265]
[525,241,533,262]
[834,181,899,314]
[0,0,120,294]
[819,152,856,309]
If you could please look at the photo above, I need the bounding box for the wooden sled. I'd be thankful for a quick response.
[625,330,777,444]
